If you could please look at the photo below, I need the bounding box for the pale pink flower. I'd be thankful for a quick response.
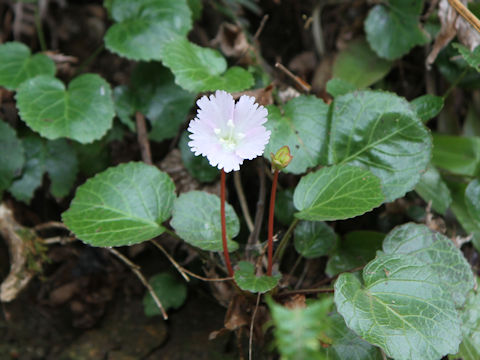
[187,90,271,173]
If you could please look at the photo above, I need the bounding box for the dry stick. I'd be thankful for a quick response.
[221,169,235,277]
[246,161,266,259]
[275,62,311,93]
[108,248,168,319]
[234,172,254,232]
[150,240,233,282]
[448,0,480,33]
[235,14,269,66]
[135,111,152,165]
[33,221,68,232]
[249,293,262,360]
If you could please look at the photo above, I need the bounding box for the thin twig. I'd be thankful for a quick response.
[275,62,311,93]
[42,236,76,245]
[249,293,262,360]
[246,161,266,259]
[253,14,269,41]
[235,14,269,65]
[33,221,68,232]
[108,248,168,319]
[272,218,300,264]
[234,172,254,232]
[448,0,480,33]
[135,111,152,165]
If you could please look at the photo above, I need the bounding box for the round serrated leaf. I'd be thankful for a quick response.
[162,38,254,93]
[293,164,384,221]
[104,0,192,61]
[264,95,329,174]
[179,132,217,182]
[234,261,280,293]
[328,90,432,202]
[143,273,187,316]
[365,1,429,60]
[293,221,337,259]
[170,191,239,252]
[62,162,176,247]
[16,74,115,143]
[0,121,25,196]
[0,42,55,90]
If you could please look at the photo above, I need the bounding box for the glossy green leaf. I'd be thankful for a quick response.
[293,221,337,259]
[62,162,176,247]
[162,38,254,93]
[432,134,480,176]
[179,132,217,182]
[332,38,392,88]
[365,0,429,60]
[274,188,295,226]
[104,0,192,61]
[234,261,280,293]
[414,165,451,214]
[411,94,444,123]
[293,164,384,221]
[325,230,384,277]
[264,95,329,174]
[143,273,187,316]
[454,43,480,71]
[16,74,115,143]
[0,121,24,196]
[335,223,474,360]
[170,191,239,252]
[326,78,356,97]
[328,90,432,201]
[0,42,55,90]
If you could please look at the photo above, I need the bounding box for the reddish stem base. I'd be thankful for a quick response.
[267,170,279,276]
[221,169,234,277]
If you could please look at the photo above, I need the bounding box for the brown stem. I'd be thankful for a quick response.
[221,169,234,277]
[246,160,266,259]
[135,111,152,165]
[267,170,279,276]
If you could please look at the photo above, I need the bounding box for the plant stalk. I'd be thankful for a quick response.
[267,169,279,276]
[221,169,234,276]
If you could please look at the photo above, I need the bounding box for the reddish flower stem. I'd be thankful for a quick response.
[267,169,279,276]
[221,169,234,277]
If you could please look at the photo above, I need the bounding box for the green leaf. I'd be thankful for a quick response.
[62,162,176,247]
[143,272,187,316]
[466,179,480,225]
[46,139,78,198]
[293,164,384,221]
[365,0,429,60]
[264,95,329,174]
[335,223,474,360]
[328,90,432,202]
[411,94,444,123]
[104,0,192,61]
[293,221,337,259]
[414,165,451,214]
[16,74,115,143]
[179,132,217,182]
[332,38,393,88]
[113,85,136,131]
[275,188,295,226]
[382,223,474,306]
[326,78,357,97]
[0,121,24,196]
[234,261,280,293]
[0,42,55,90]
[170,191,239,252]
[325,230,384,277]
[162,38,254,93]
[454,43,480,71]
[187,0,203,20]
[432,134,480,176]
[9,136,44,203]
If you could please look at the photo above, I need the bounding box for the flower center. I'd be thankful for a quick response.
[214,119,245,151]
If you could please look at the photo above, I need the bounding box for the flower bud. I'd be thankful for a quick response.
[270,146,293,172]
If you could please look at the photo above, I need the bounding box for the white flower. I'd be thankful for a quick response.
[187,90,271,172]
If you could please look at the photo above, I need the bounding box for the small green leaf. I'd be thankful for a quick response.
[179,132,217,182]
[274,188,295,226]
[294,221,337,259]
[170,191,239,252]
[0,42,55,90]
[365,0,429,60]
[264,95,329,174]
[466,179,480,225]
[162,38,254,93]
[62,162,176,247]
[326,78,356,98]
[113,85,136,131]
[411,94,444,123]
[143,273,187,316]
[325,230,384,277]
[415,165,451,214]
[234,261,280,293]
[432,134,480,176]
[454,43,480,71]
[104,0,192,61]
[332,38,393,88]
[328,90,432,201]
[16,74,115,143]
[0,121,24,196]
[293,164,384,221]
